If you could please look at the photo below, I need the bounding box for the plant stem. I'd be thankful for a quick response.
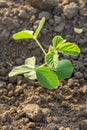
[35,38,46,55]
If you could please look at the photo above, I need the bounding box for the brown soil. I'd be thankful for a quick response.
[0,0,87,130]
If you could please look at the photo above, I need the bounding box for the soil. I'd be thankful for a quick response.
[0,0,87,130]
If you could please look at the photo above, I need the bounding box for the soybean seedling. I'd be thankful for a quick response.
[9,17,80,89]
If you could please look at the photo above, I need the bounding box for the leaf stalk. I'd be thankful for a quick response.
[35,38,46,55]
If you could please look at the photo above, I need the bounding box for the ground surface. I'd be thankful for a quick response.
[0,0,87,130]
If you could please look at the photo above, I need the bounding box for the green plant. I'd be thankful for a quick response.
[9,17,80,89]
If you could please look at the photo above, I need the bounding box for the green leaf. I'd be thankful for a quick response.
[36,66,59,89]
[9,65,31,77]
[34,17,45,38]
[45,51,58,71]
[9,57,37,80]
[25,56,36,68]
[52,36,66,49]
[13,30,34,40]
[57,42,80,56]
[56,59,73,80]
[24,70,37,80]
[48,45,54,52]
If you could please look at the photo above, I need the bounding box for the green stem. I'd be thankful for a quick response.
[35,38,46,55]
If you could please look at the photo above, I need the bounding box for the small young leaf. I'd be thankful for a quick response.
[45,51,58,71]
[57,42,80,56]
[36,66,59,89]
[56,59,73,80]
[13,30,34,40]
[25,56,36,68]
[52,36,66,49]
[48,45,54,52]
[9,65,31,77]
[34,17,45,38]
[24,70,37,80]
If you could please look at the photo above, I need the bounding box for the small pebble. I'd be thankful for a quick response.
[0,111,12,124]
[54,15,61,24]
[14,85,23,96]
[7,83,14,90]
[0,1,9,8]
[9,76,17,84]
[39,11,51,20]
[0,81,6,88]
[46,123,58,130]
[8,90,14,97]
[82,48,87,54]
[74,72,83,79]
[63,2,79,19]
[79,120,87,130]
[26,0,58,10]
[18,9,27,19]
[28,122,35,128]
[48,19,54,26]
[0,68,7,76]
[53,23,65,33]
[15,58,23,65]
[58,126,65,130]
[67,79,74,87]
[30,7,38,14]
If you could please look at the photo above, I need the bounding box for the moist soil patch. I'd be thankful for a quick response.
[0,0,87,130]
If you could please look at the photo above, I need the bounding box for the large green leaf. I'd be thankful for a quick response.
[9,57,37,80]
[24,70,37,80]
[52,36,66,49]
[34,17,45,38]
[57,42,80,56]
[56,59,73,80]
[36,66,59,89]
[9,65,31,77]
[25,56,36,68]
[45,51,58,71]
[13,30,34,40]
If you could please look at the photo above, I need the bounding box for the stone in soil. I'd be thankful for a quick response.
[54,15,61,24]
[67,78,74,87]
[82,48,87,54]
[63,2,79,19]
[0,29,10,40]
[0,81,6,88]
[30,7,38,14]
[0,1,9,8]
[84,72,87,79]
[18,9,28,19]
[39,11,51,20]
[0,68,7,76]
[58,126,67,130]
[74,72,83,79]
[15,57,23,65]
[9,76,17,84]
[8,90,14,97]
[78,104,87,118]
[46,123,58,130]
[2,17,14,29]
[14,85,23,96]
[28,122,35,128]
[22,104,43,122]
[79,120,87,130]
[7,83,14,90]
[0,111,12,124]
[53,22,65,33]
[26,0,58,10]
